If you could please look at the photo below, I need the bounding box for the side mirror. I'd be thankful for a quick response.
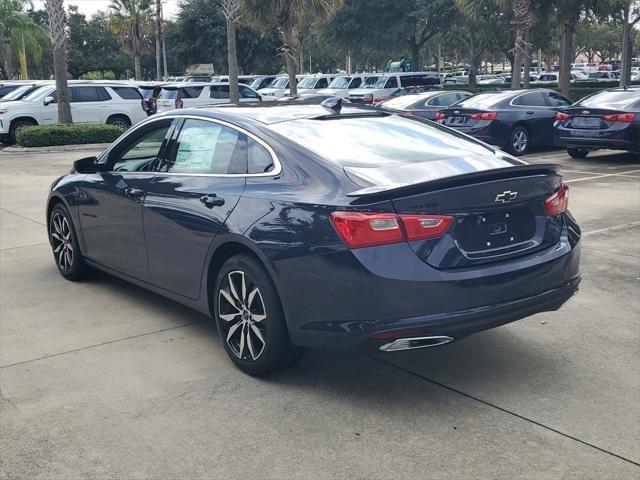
[73,156,100,174]
[43,96,55,106]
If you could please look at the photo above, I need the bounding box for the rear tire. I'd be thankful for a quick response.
[106,115,131,130]
[567,148,589,159]
[214,254,304,376]
[49,203,89,281]
[507,126,530,156]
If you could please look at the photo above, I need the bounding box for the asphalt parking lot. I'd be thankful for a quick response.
[1,146,639,479]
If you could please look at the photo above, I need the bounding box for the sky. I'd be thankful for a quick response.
[33,0,181,19]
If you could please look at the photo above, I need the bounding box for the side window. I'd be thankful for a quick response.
[239,85,259,99]
[385,77,398,88]
[349,77,362,88]
[111,87,142,100]
[547,92,572,107]
[457,92,472,101]
[110,123,171,172]
[514,92,546,106]
[165,119,244,175]
[316,78,328,88]
[210,85,230,99]
[247,137,274,174]
[71,86,105,102]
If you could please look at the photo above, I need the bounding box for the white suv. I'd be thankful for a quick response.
[0,82,147,143]
[348,72,442,105]
[155,82,262,112]
[317,75,368,98]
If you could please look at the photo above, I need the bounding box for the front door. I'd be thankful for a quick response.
[143,118,247,299]
[78,118,174,279]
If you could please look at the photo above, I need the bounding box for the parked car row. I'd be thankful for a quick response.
[377,86,639,157]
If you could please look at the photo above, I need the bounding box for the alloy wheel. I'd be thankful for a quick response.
[111,119,130,130]
[218,270,267,361]
[50,212,73,272]
[512,129,528,153]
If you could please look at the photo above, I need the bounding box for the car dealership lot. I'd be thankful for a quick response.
[1,147,638,478]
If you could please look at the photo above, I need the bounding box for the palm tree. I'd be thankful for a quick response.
[0,0,34,78]
[44,0,72,124]
[108,0,153,80]
[243,0,343,95]
[220,0,243,103]
[619,0,640,86]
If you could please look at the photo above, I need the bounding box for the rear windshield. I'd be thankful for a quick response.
[382,93,433,109]
[267,114,496,168]
[578,90,639,109]
[455,92,515,109]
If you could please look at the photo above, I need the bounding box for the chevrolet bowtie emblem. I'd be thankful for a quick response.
[495,191,518,203]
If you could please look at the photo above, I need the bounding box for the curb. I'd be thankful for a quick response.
[0,143,111,154]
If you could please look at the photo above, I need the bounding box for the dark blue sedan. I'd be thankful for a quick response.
[436,89,573,155]
[47,103,581,375]
[553,86,640,158]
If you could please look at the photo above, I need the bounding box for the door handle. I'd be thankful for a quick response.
[200,194,225,208]
[124,187,144,199]
[526,111,534,114]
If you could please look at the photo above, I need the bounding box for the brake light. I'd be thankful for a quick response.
[401,215,455,241]
[435,112,446,121]
[555,112,571,121]
[469,111,497,121]
[545,185,569,216]
[602,113,635,122]
[330,212,403,248]
[330,212,455,248]
[175,98,183,109]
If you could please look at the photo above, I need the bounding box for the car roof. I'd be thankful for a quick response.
[168,103,374,125]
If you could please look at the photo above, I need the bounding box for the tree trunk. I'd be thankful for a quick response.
[282,23,297,95]
[559,15,576,97]
[155,0,162,81]
[620,5,631,87]
[45,0,72,124]
[410,41,420,73]
[511,35,523,89]
[468,33,477,87]
[522,29,532,88]
[1,39,14,79]
[134,54,142,80]
[226,18,239,103]
[298,35,304,74]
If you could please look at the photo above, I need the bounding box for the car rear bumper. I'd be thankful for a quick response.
[554,135,637,152]
[272,221,581,350]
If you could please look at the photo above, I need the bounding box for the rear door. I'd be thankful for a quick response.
[511,91,554,143]
[143,117,247,299]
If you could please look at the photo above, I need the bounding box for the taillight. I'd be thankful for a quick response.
[329,212,403,248]
[435,112,446,121]
[555,112,571,121]
[401,215,455,241]
[175,98,183,109]
[469,111,497,121]
[545,185,569,216]
[330,211,455,248]
[602,113,635,122]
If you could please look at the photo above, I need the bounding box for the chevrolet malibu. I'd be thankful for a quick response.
[46,102,581,375]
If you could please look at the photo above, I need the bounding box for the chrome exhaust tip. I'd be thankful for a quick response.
[379,335,454,352]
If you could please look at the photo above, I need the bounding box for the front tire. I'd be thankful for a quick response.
[507,126,530,156]
[567,148,589,158]
[214,254,304,376]
[49,203,89,281]
[9,118,37,144]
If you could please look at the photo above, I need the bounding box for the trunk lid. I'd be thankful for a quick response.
[438,107,493,128]
[559,107,634,131]
[347,163,563,269]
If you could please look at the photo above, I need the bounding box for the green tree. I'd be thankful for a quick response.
[243,0,343,95]
[108,0,153,79]
[0,0,43,78]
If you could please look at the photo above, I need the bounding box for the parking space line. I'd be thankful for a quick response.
[561,169,640,176]
[372,356,640,468]
[564,169,640,183]
[582,221,640,238]
[0,321,203,369]
[0,207,45,226]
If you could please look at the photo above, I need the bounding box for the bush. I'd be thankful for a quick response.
[15,124,125,148]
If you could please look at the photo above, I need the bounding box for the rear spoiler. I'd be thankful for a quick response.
[346,164,561,198]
